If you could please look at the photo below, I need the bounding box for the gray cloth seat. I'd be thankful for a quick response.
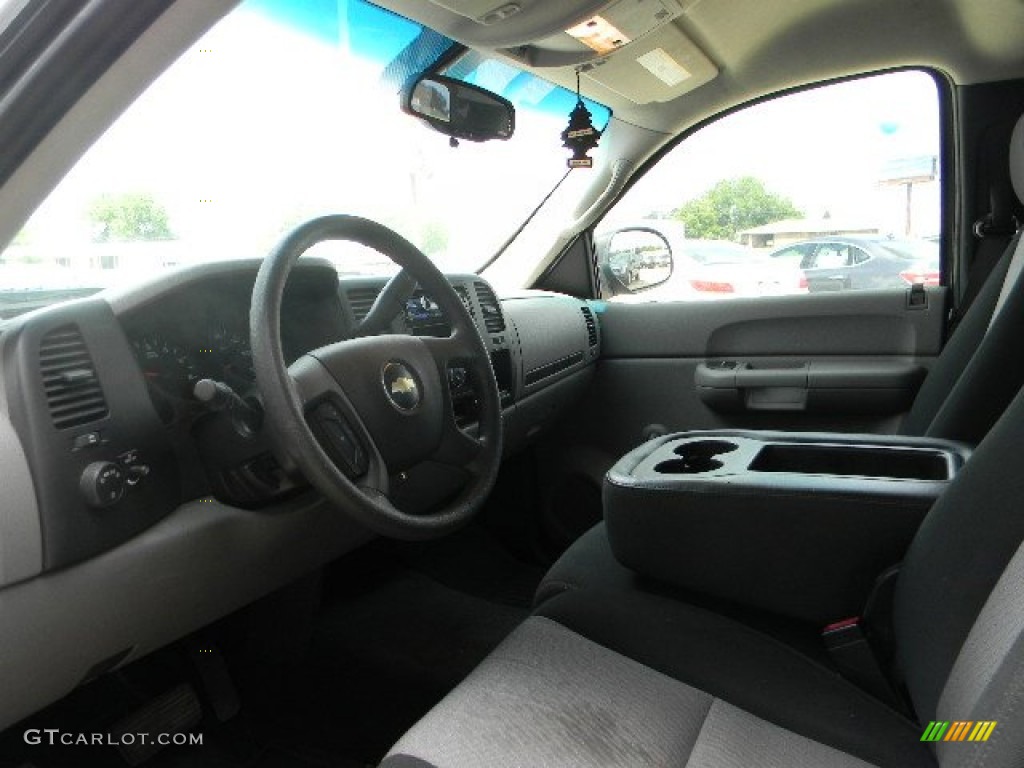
[901,232,1015,444]
[384,358,1024,767]
[381,119,1024,768]
[898,113,1024,445]
[385,616,915,768]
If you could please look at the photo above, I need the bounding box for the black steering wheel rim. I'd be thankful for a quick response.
[250,214,503,539]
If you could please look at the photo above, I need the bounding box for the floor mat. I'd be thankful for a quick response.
[398,524,544,608]
[234,566,529,765]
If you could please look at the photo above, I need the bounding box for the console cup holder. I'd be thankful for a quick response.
[656,440,737,474]
[673,440,738,459]
[655,457,724,474]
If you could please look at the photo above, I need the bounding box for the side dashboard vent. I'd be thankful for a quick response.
[454,284,476,319]
[474,281,505,334]
[581,306,598,347]
[39,325,109,430]
[347,286,382,323]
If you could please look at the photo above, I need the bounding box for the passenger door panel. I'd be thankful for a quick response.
[594,287,941,444]
[539,287,945,482]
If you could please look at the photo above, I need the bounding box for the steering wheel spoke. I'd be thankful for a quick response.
[288,354,389,495]
[422,330,495,473]
[436,419,487,469]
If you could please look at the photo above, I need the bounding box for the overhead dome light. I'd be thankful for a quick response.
[565,15,631,55]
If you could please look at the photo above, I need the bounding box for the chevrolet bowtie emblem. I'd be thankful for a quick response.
[390,376,417,395]
[382,362,421,412]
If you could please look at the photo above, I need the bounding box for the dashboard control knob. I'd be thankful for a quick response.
[80,461,126,508]
[126,464,151,487]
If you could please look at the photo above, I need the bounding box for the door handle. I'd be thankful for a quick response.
[695,360,926,415]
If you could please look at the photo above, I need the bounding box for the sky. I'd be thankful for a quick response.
[5,0,942,287]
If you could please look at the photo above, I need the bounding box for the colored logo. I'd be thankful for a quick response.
[921,721,997,742]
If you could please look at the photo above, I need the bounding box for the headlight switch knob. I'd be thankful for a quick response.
[80,461,127,508]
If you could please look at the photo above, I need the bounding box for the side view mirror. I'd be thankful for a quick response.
[402,75,515,143]
[596,227,673,296]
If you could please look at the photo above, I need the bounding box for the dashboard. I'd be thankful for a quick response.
[0,257,600,731]
[0,258,600,571]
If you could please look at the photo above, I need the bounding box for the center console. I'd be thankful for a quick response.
[604,430,971,624]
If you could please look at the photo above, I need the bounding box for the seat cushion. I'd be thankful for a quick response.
[383,616,906,768]
[528,524,933,768]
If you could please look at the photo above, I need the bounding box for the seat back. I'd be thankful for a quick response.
[900,243,1011,441]
[894,382,1024,726]
[892,117,1024,766]
[895,117,1024,758]
[902,113,1024,444]
[919,232,1023,443]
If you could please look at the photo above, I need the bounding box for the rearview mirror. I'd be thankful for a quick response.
[402,75,515,143]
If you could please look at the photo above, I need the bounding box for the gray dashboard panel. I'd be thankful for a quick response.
[0,410,42,586]
[0,334,43,586]
[508,297,589,375]
[503,295,598,399]
[0,494,371,731]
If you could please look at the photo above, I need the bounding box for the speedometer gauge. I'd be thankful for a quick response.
[210,326,255,391]
[131,335,200,397]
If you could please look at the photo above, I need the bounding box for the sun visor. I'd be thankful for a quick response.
[580,22,717,104]
[496,0,716,104]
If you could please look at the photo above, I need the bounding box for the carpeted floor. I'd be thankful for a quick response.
[230,568,532,765]
[0,525,541,768]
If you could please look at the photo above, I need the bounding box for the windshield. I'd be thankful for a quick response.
[0,0,609,315]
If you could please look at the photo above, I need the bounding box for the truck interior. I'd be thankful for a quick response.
[0,0,1024,766]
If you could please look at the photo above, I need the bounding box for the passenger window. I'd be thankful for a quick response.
[812,245,849,269]
[770,243,814,269]
[598,70,941,302]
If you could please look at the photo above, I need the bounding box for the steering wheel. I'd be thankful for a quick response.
[250,215,503,539]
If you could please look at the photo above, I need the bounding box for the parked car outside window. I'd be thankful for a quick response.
[769,235,940,291]
[597,219,807,300]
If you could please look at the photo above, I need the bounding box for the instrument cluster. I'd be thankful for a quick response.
[129,324,254,419]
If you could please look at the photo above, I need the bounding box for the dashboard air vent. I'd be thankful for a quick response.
[347,286,381,323]
[39,325,109,430]
[474,281,505,334]
[454,284,476,319]
[581,306,598,347]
